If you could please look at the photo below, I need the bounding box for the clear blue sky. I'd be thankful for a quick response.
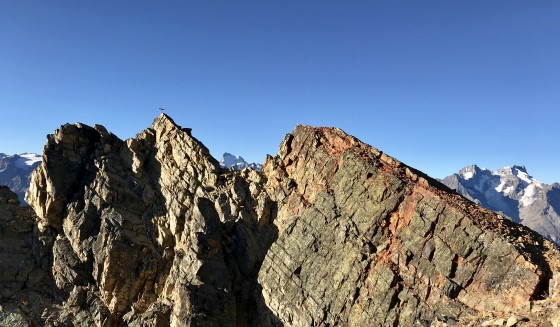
[1,1,559,183]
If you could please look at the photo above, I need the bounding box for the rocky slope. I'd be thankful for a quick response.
[442,165,560,244]
[0,153,41,204]
[1,114,559,326]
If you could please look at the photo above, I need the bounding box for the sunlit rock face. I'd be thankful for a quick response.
[0,114,557,326]
[259,126,560,326]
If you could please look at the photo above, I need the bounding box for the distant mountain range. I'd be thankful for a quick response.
[442,165,560,244]
[0,153,41,204]
[219,152,263,170]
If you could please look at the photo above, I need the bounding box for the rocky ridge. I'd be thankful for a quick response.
[259,126,560,326]
[0,114,559,326]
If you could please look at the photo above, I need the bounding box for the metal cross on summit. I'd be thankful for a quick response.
[159,107,165,114]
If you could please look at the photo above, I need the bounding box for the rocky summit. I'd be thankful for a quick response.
[1,114,559,326]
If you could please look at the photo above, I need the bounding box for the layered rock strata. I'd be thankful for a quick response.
[259,126,560,326]
[0,114,557,326]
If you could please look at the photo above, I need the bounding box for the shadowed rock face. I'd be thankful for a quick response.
[0,186,54,325]
[0,115,558,326]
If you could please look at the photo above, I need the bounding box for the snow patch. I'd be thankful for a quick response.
[14,153,42,169]
[495,180,506,193]
[458,165,481,180]
[462,171,474,180]
[520,184,538,207]
[515,170,533,184]
[503,186,515,194]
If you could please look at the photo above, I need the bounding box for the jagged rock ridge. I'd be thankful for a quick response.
[1,114,559,326]
[24,116,278,326]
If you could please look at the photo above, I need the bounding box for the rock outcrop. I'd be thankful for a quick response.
[24,116,278,326]
[0,186,53,325]
[259,127,560,326]
[0,114,558,326]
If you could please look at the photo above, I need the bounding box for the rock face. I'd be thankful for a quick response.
[1,114,558,326]
[259,127,560,326]
[0,186,53,325]
[442,165,560,244]
[23,116,280,326]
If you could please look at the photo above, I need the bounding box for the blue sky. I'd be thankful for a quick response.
[1,1,559,183]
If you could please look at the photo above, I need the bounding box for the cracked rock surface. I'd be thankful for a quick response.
[260,126,560,326]
[0,115,558,326]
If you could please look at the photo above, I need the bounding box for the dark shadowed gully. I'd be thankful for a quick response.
[0,114,558,326]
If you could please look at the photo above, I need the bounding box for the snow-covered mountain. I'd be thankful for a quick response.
[0,153,41,204]
[442,165,560,244]
[219,153,262,171]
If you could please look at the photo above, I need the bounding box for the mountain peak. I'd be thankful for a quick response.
[223,152,242,160]
[493,165,537,185]
[8,119,560,326]
[150,113,192,138]
[457,164,486,180]
[220,152,262,170]
[512,165,528,173]
[151,113,179,130]
[154,112,176,124]
[495,165,530,176]
[443,164,558,244]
